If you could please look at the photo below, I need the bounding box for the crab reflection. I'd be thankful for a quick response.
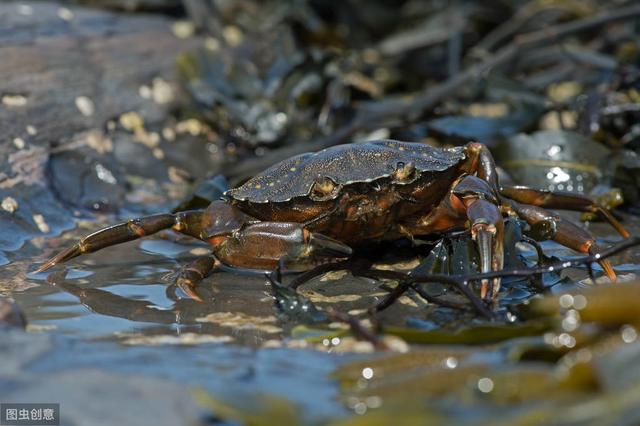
[39,247,283,345]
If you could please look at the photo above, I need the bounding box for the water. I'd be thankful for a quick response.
[3,218,639,424]
[3,231,359,424]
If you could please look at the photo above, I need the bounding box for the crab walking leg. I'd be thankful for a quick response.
[35,211,207,273]
[211,222,353,271]
[500,185,629,238]
[509,201,617,280]
[451,175,504,299]
[173,256,219,302]
[463,142,500,192]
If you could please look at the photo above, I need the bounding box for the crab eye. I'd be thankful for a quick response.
[392,161,417,183]
[311,176,339,200]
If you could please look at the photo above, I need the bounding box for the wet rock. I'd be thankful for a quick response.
[0,1,202,255]
[0,185,74,253]
[0,2,196,149]
[48,149,127,212]
[495,130,611,193]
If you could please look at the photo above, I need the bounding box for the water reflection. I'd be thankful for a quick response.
[14,237,284,345]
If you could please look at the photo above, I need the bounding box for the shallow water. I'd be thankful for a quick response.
[2,216,640,424]
[3,230,360,423]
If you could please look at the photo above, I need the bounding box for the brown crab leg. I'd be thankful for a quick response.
[465,142,500,191]
[35,211,206,273]
[452,175,504,299]
[173,256,219,302]
[500,185,629,238]
[466,201,504,299]
[508,201,616,280]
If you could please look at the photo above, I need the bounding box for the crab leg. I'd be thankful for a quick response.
[35,211,206,273]
[173,256,219,302]
[508,201,616,280]
[500,185,629,238]
[465,142,500,190]
[451,175,504,299]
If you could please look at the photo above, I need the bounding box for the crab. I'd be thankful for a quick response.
[36,140,629,301]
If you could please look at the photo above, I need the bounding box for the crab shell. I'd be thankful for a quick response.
[227,140,465,203]
[224,140,468,242]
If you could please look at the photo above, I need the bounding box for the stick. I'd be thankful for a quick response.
[436,237,640,284]
[361,237,640,318]
[369,281,411,314]
[410,284,469,311]
[325,309,388,350]
[360,269,494,319]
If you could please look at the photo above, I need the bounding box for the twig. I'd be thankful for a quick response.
[405,4,640,116]
[369,281,411,314]
[325,308,388,350]
[469,1,600,58]
[521,235,549,266]
[288,259,365,289]
[371,279,468,312]
[435,236,640,283]
[360,269,493,319]
[403,236,639,285]
[410,284,469,311]
[362,237,640,318]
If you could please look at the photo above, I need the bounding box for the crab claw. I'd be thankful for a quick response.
[452,174,505,300]
[474,225,504,299]
[212,222,352,271]
[475,227,493,295]
[467,201,504,300]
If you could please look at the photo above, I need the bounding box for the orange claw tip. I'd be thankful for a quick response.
[600,259,617,282]
[588,243,617,282]
[479,280,489,300]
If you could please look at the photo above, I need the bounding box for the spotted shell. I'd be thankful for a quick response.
[226,140,466,203]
